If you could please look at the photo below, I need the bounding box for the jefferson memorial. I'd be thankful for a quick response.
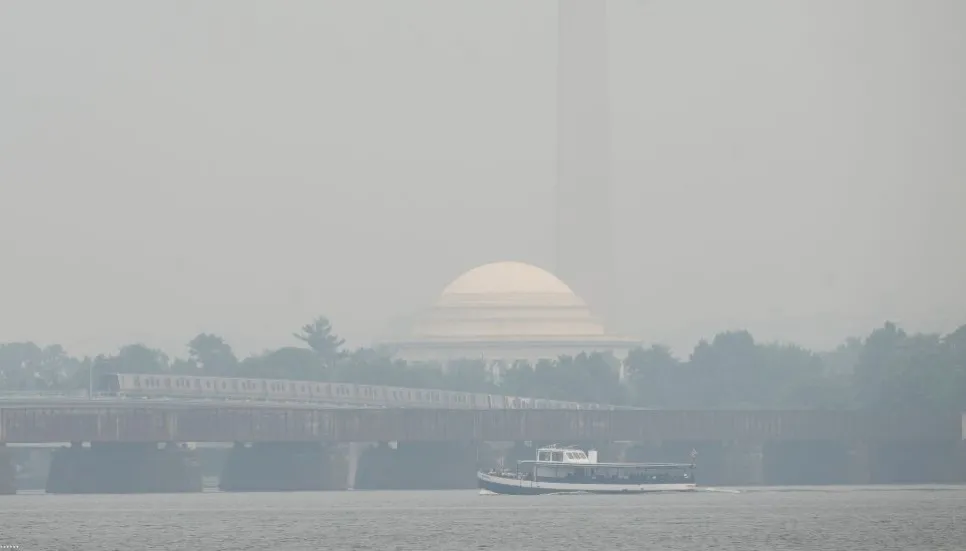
[385,261,639,364]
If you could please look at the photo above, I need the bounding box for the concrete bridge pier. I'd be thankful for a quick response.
[594,441,635,463]
[625,441,703,463]
[503,441,538,466]
[474,441,541,472]
[721,441,764,486]
[476,441,513,470]
[46,441,201,494]
[847,441,872,485]
[354,441,394,489]
[17,448,53,491]
[866,440,965,484]
[625,441,722,483]
[0,444,15,495]
[355,441,479,489]
[346,442,375,490]
[762,440,852,485]
[219,442,347,492]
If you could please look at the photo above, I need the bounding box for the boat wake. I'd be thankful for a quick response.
[478,489,593,496]
[698,487,741,494]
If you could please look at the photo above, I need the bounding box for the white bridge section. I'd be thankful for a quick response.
[90,372,636,410]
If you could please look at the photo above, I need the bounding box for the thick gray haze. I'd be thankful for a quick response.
[2,0,964,358]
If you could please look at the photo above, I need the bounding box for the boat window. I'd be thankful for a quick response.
[551,452,563,462]
[538,451,551,461]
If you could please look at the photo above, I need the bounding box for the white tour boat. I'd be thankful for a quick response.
[478,444,697,495]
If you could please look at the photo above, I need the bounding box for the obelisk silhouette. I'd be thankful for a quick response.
[555,0,615,329]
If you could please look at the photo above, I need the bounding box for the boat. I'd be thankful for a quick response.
[477,444,697,495]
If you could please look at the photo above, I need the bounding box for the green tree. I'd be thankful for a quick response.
[852,321,908,409]
[37,344,83,389]
[0,342,44,391]
[240,346,321,380]
[688,330,762,408]
[821,337,864,376]
[169,357,200,373]
[499,360,539,396]
[116,343,170,373]
[187,333,238,375]
[7,316,966,412]
[941,324,966,412]
[442,358,496,392]
[850,322,966,413]
[625,344,681,407]
[500,353,625,404]
[757,342,841,408]
[293,316,345,366]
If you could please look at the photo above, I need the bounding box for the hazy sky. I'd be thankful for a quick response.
[2,0,964,359]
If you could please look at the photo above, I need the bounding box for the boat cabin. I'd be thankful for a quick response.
[535,446,594,464]
[520,445,694,485]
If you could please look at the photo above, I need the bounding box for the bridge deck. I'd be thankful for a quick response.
[1,406,958,444]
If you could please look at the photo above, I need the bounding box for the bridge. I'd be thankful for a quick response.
[0,404,960,443]
[9,372,635,410]
[1,403,964,494]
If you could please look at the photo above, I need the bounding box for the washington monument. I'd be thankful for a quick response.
[555,0,615,329]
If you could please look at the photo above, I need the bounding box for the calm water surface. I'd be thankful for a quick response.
[2,486,965,550]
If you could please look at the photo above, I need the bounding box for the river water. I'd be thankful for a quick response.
[2,486,965,550]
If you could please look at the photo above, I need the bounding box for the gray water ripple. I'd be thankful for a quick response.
[1,486,965,550]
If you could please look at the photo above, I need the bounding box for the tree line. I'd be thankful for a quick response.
[1,317,964,413]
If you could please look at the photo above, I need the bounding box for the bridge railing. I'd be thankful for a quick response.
[99,372,638,411]
[0,390,89,399]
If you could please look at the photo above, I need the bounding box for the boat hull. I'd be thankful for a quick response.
[478,472,696,495]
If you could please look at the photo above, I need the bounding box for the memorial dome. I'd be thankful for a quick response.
[385,261,637,363]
